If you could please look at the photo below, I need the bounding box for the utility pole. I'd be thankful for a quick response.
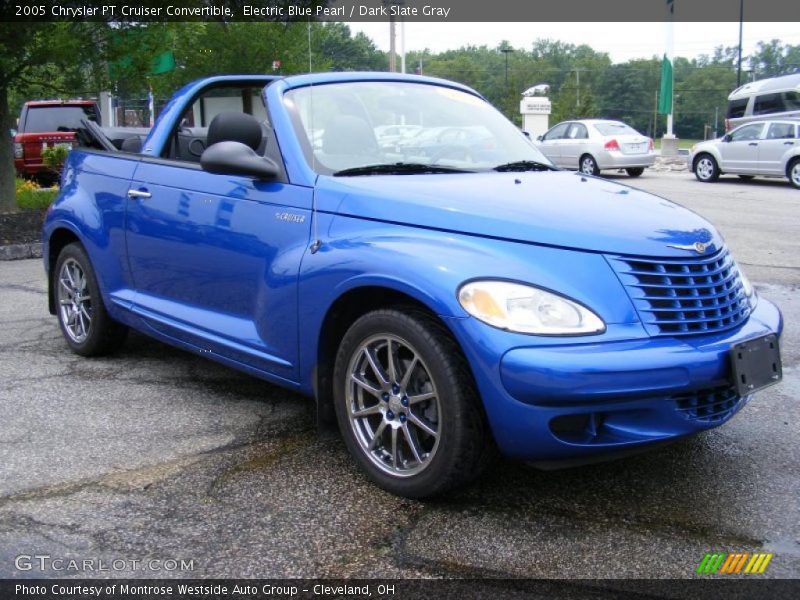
[576,68,580,110]
[389,16,396,72]
[737,0,744,87]
[400,19,406,73]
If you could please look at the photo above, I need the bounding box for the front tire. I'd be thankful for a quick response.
[54,243,128,356]
[788,158,800,189]
[579,154,600,176]
[333,308,491,498]
[626,167,644,177]
[694,154,720,182]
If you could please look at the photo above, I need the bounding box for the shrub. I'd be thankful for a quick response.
[41,144,70,170]
[15,178,58,211]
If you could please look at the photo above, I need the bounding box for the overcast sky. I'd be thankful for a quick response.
[347,22,800,64]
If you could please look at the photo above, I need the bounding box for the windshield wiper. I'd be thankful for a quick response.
[333,162,474,176]
[492,160,556,172]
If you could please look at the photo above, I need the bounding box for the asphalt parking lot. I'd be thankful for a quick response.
[0,171,797,583]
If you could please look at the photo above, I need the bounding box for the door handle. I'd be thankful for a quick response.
[127,189,151,199]
[785,141,795,145]
[748,142,758,146]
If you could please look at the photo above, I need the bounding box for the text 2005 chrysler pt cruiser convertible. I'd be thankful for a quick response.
[44,73,783,497]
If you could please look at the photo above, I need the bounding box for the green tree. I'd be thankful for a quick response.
[0,22,168,210]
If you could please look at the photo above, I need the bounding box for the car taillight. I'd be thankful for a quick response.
[724,119,731,132]
[604,139,620,151]
[13,142,23,159]
[648,138,654,151]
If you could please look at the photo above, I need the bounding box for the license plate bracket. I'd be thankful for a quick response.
[730,333,782,396]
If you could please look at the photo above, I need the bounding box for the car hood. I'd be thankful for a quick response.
[315,170,723,257]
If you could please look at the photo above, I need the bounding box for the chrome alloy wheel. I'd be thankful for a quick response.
[57,257,93,343]
[346,334,441,477]
[791,161,800,188]
[580,156,596,175]
[696,157,715,180]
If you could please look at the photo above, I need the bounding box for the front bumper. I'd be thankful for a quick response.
[456,297,782,462]
[596,150,656,170]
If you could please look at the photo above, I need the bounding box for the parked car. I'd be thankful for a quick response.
[726,72,800,131]
[375,124,422,151]
[14,99,100,184]
[44,74,782,499]
[690,119,800,188]
[396,125,496,163]
[535,119,655,177]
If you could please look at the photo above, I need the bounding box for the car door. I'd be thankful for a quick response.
[758,122,797,175]
[537,122,570,166]
[719,122,765,173]
[559,123,589,169]
[124,91,311,383]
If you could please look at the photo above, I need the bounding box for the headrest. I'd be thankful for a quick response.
[207,111,263,151]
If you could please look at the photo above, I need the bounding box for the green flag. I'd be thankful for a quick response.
[658,53,673,115]
[150,51,176,75]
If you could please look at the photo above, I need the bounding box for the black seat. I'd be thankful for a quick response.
[207,111,264,152]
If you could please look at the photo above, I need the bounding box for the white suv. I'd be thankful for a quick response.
[689,119,800,189]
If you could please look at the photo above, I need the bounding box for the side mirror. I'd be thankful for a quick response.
[200,141,279,180]
[536,135,543,141]
[722,134,731,142]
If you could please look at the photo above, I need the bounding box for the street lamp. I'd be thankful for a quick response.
[500,45,514,86]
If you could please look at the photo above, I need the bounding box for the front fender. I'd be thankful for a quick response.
[296,212,643,395]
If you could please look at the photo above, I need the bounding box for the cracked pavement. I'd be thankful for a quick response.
[0,172,798,583]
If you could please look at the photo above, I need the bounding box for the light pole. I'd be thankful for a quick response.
[500,45,514,87]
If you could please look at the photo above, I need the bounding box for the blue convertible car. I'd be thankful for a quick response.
[44,73,783,497]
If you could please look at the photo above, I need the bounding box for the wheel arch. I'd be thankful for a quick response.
[46,227,83,315]
[785,154,800,178]
[313,285,474,430]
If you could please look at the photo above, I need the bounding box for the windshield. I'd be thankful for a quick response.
[284,81,552,175]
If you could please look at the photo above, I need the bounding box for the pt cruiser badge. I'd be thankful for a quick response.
[275,212,306,223]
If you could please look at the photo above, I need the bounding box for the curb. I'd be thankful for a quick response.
[0,243,43,261]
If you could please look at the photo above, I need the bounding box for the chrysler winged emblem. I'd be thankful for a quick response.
[667,241,710,254]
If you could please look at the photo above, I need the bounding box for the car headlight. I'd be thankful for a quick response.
[738,266,757,307]
[457,280,606,335]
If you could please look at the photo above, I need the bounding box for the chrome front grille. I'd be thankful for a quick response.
[607,248,751,336]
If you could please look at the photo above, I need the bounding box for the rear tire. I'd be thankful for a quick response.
[788,158,800,190]
[626,167,644,177]
[694,154,720,182]
[579,154,600,176]
[54,243,128,356]
[333,308,492,498]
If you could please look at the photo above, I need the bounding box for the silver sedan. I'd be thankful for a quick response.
[535,119,655,177]
[689,119,800,189]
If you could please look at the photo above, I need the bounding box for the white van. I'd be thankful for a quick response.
[726,72,800,130]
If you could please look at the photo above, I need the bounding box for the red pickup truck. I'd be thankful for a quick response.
[13,100,100,184]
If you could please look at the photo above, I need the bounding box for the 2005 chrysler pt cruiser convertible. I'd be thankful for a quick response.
[44,73,783,498]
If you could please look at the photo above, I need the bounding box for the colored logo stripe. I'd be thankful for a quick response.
[697,552,773,574]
